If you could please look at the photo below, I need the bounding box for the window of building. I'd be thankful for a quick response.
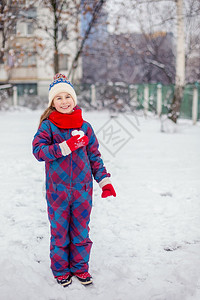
[19,7,37,19]
[59,54,68,71]
[16,21,35,36]
[7,50,37,68]
[17,7,36,36]
[17,22,27,35]
[58,25,68,41]
[27,22,34,35]
[26,8,37,19]
[15,51,36,67]
[10,24,17,35]
[21,52,37,67]
[16,83,37,96]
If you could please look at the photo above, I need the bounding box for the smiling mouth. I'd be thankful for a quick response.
[61,105,70,109]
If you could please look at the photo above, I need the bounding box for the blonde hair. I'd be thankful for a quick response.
[39,102,55,128]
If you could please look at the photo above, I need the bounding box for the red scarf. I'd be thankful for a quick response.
[48,106,83,129]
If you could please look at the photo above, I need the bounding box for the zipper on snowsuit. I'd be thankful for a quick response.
[69,129,73,193]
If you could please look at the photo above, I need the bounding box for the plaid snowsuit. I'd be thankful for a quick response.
[32,118,109,277]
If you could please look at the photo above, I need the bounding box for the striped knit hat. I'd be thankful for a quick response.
[48,73,77,107]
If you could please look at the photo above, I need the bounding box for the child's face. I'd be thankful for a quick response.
[53,92,75,114]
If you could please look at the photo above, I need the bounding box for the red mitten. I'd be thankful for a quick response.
[66,135,89,152]
[101,184,116,198]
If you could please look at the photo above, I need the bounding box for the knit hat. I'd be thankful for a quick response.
[48,73,77,107]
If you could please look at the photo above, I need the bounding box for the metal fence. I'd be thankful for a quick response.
[0,82,199,123]
[0,84,14,109]
[75,82,200,122]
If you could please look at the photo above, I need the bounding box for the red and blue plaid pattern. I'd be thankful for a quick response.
[48,182,93,276]
[32,119,110,276]
[33,119,109,185]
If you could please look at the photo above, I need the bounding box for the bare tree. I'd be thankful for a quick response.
[136,1,176,82]
[105,0,199,122]
[135,0,199,123]
[35,0,106,79]
[168,0,185,123]
[0,0,35,67]
[184,0,200,83]
[68,0,106,79]
[82,0,176,84]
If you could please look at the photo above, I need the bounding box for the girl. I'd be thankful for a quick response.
[32,74,116,287]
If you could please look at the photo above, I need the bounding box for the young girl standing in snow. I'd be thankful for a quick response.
[32,74,116,287]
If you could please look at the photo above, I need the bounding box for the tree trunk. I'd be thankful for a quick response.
[54,49,59,74]
[0,1,6,64]
[52,0,59,74]
[0,33,5,64]
[68,0,106,80]
[53,25,59,73]
[169,0,185,123]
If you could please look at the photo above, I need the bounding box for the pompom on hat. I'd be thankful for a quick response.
[48,73,77,107]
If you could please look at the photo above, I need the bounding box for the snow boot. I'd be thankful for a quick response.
[75,272,93,285]
[56,274,72,287]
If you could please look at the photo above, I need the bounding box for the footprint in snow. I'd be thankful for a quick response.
[164,244,181,251]
[160,192,173,197]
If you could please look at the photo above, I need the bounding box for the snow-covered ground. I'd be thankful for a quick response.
[0,108,200,300]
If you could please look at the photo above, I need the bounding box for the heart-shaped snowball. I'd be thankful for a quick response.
[71,130,85,139]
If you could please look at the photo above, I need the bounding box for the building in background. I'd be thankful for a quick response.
[0,1,82,98]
